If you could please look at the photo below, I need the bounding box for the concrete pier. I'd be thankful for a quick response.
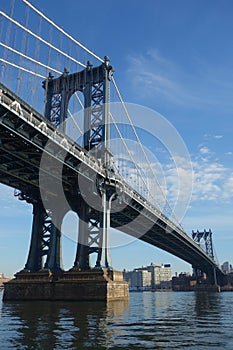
[3,270,129,301]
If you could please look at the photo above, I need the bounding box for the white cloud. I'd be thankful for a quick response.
[187,159,231,203]
[114,141,233,220]
[199,146,210,155]
[204,134,223,140]
[222,175,233,200]
[160,147,233,208]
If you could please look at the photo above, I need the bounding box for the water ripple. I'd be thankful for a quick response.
[0,291,233,349]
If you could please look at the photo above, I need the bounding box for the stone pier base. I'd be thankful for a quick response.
[194,284,221,292]
[3,269,129,301]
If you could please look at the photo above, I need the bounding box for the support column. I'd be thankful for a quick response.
[213,267,217,286]
[24,201,45,272]
[22,201,64,273]
[73,201,92,270]
[44,209,64,271]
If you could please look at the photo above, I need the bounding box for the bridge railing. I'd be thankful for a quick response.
[0,82,106,177]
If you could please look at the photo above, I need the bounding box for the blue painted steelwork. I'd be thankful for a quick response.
[25,56,114,271]
[0,81,225,284]
[192,229,214,261]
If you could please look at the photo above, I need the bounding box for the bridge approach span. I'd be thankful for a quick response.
[0,83,224,283]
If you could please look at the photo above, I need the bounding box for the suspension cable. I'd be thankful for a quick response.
[0,58,45,78]
[1,4,179,223]
[68,110,83,135]
[0,42,61,74]
[0,11,86,68]
[0,42,84,109]
[112,76,182,225]
[110,112,162,210]
[1,57,83,133]
[21,0,104,64]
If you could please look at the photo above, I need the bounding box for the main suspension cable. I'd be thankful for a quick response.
[112,76,182,226]
[0,42,61,74]
[0,11,86,68]
[0,58,45,78]
[21,0,104,64]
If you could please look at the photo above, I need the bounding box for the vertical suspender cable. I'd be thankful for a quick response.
[22,0,104,64]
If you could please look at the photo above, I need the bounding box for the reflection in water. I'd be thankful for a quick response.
[194,291,221,318]
[1,299,129,349]
[1,292,233,349]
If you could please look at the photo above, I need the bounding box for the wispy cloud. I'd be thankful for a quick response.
[126,49,233,111]
[127,49,201,106]
[199,146,210,155]
[0,184,31,216]
[204,134,223,140]
[162,145,233,209]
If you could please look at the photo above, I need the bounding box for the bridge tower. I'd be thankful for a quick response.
[192,229,214,261]
[192,229,219,288]
[43,56,114,271]
[3,57,129,301]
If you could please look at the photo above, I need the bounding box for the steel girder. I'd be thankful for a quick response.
[0,82,225,279]
[192,229,214,261]
[15,193,63,272]
[43,57,114,270]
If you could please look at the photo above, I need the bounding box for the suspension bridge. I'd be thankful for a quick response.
[0,1,226,300]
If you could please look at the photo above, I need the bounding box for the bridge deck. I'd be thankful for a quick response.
[0,82,224,281]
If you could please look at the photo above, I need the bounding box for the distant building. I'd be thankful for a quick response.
[0,273,10,288]
[123,263,172,291]
[221,261,233,274]
[124,269,151,291]
[147,263,172,289]
[172,272,196,291]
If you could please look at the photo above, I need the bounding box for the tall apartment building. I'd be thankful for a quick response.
[123,263,172,290]
[124,269,151,291]
[147,263,172,289]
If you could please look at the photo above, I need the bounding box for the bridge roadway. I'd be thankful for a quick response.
[0,82,224,283]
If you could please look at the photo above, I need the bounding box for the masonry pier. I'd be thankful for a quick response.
[3,270,129,301]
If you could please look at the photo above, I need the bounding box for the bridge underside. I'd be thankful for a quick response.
[0,83,225,291]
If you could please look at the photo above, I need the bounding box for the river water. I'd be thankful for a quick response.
[0,291,232,349]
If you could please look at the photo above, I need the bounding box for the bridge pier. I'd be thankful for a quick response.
[3,189,129,301]
[20,199,64,273]
[3,270,128,301]
[192,266,221,292]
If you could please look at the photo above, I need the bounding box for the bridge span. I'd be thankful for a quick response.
[0,81,224,287]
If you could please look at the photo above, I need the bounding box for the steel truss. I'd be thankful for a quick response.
[15,192,63,271]
[20,56,114,271]
[192,229,214,261]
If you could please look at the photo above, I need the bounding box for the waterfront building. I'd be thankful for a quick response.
[124,269,151,291]
[147,263,172,289]
[172,272,196,291]
[123,263,172,290]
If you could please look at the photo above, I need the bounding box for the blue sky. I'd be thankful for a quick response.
[0,0,233,277]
